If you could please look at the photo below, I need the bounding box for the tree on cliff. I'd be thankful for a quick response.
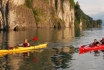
[74,1,102,28]
[96,19,102,27]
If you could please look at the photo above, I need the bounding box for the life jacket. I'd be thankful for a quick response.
[101,40,104,44]
[23,43,28,47]
[93,42,99,46]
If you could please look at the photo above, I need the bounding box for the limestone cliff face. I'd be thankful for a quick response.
[32,0,74,28]
[53,0,74,27]
[0,0,74,30]
[8,0,36,30]
[0,0,36,30]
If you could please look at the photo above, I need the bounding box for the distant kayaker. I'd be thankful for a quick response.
[23,39,30,47]
[100,38,104,45]
[91,39,100,46]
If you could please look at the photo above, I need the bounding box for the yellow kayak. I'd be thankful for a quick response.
[0,44,47,54]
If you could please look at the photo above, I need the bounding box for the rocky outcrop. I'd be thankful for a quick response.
[0,0,36,30]
[8,0,36,30]
[0,0,74,30]
[32,0,74,28]
[53,0,74,27]
[0,0,8,30]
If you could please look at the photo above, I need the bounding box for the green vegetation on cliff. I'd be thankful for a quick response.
[25,0,45,25]
[74,1,102,28]
[25,0,32,8]
[33,8,45,24]
[68,0,75,8]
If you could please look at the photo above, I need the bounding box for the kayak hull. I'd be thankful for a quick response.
[79,45,104,54]
[0,44,47,54]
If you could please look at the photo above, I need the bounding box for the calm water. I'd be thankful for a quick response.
[0,27,104,70]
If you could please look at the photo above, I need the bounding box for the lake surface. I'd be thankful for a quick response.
[0,27,104,70]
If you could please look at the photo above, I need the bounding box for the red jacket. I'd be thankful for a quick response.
[23,43,29,47]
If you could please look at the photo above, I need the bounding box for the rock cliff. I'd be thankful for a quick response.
[0,0,74,30]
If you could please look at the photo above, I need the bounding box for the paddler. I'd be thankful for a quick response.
[100,38,104,45]
[23,39,30,47]
[91,39,100,46]
[23,39,30,58]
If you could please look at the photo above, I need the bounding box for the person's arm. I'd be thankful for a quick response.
[98,41,101,44]
[28,43,30,46]
[100,40,103,44]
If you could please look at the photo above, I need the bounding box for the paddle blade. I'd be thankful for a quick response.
[81,45,86,48]
[32,37,38,41]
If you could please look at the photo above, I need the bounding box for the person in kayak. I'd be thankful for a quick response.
[100,38,104,45]
[23,39,30,58]
[23,39,30,47]
[91,39,100,46]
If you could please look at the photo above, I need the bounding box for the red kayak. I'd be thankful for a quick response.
[79,44,104,54]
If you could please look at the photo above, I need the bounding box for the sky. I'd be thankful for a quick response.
[74,0,104,16]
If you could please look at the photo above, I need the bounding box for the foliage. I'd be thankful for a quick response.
[68,0,75,8]
[96,19,102,27]
[75,26,80,37]
[74,1,102,28]
[25,0,32,8]
[33,8,45,24]
[43,0,49,4]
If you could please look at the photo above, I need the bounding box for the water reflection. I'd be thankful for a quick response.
[94,51,100,57]
[58,28,75,42]
[80,49,104,59]
[51,46,75,69]
[37,28,75,43]
[0,31,9,49]
[0,49,48,70]
[75,27,80,37]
